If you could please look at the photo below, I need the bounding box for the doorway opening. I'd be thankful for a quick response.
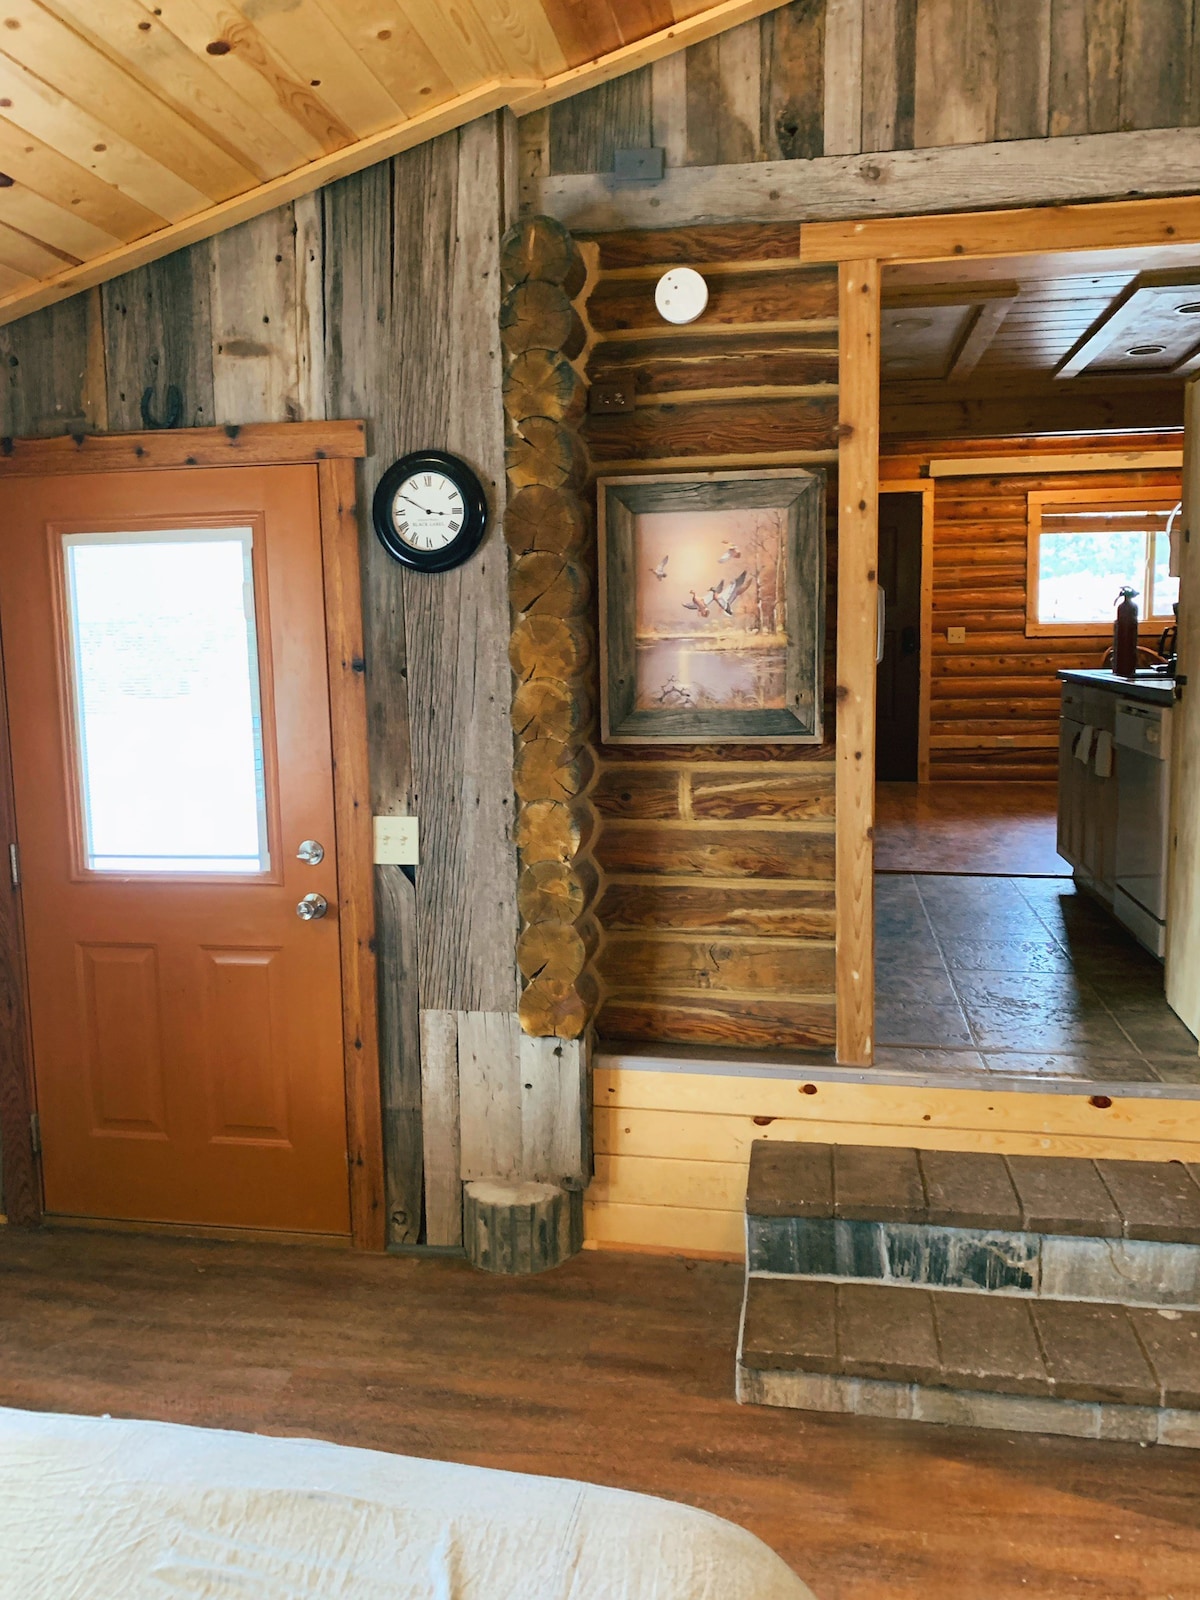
[870,239,1200,1091]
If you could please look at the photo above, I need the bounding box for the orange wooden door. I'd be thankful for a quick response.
[0,463,351,1235]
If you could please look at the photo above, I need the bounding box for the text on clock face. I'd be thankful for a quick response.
[391,470,466,550]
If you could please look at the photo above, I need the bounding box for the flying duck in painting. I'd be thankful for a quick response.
[718,542,741,563]
[682,589,710,618]
[713,570,750,614]
[650,554,669,580]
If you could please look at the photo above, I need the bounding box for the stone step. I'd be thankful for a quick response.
[747,1141,1200,1243]
[738,1276,1200,1448]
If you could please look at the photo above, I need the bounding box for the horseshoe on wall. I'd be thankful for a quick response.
[139,384,184,430]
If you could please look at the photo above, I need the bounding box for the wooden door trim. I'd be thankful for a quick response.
[0,423,387,1251]
[0,421,366,477]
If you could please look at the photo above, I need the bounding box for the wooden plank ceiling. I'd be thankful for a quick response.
[0,0,784,326]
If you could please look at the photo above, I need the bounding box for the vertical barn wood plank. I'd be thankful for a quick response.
[1119,0,1190,129]
[398,115,520,1018]
[293,191,326,424]
[458,1009,522,1181]
[913,0,998,147]
[1084,0,1127,133]
[687,22,764,166]
[996,0,1051,140]
[518,109,551,214]
[761,0,826,161]
[322,157,424,1247]
[420,1008,462,1246]
[651,50,688,168]
[823,0,864,155]
[519,1034,590,1183]
[82,288,108,433]
[318,456,386,1251]
[211,204,309,425]
[102,242,216,430]
[836,258,880,1068]
[861,0,917,152]
[0,297,90,436]
[549,69,653,174]
[1048,0,1089,134]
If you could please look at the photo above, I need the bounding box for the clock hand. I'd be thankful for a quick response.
[399,494,436,514]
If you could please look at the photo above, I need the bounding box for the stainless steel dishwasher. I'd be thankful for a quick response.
[1113,698,1174,956]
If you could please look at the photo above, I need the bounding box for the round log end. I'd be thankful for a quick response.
[463,1179,584,1274]
[518,972,597,1038]
[500,215,587,300]
[504,484,588,558]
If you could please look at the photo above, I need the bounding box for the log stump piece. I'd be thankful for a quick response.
[463,1179,584,1274]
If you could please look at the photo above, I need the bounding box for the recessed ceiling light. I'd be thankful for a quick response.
[1126,343,1166,356]
[891,316,933,330]
[1176,302,1200,314]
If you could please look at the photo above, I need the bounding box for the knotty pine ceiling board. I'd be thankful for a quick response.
[0,0,788,326]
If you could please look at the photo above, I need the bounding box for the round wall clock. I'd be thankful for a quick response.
[372,449,488,572]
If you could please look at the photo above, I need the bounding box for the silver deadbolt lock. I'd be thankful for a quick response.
[297,839,325,865]
[296,892,329,921]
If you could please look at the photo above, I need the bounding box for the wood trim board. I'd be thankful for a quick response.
[835,260,880,1068]
[879,479,935,786]
[0,424,385,1250]
[929,452,1184,478]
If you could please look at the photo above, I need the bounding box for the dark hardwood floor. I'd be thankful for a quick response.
[876,782,1066,876]
[0,1229,1197,1598]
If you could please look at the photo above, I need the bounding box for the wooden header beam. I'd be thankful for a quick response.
[0,421,366,476]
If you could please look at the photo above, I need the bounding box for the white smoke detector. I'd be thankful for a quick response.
[655,267,708,325]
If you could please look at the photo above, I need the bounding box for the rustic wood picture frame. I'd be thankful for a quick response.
[598,468,826,745]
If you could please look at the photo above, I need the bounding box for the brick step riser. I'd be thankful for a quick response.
[747,1215,1200,1310]
[735,1364,1200,1450]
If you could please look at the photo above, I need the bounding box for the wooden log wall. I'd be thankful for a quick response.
[531,0,1200,178]
[882,432,1183,782]
[581,223,839,1051]
[0,116,523,1248]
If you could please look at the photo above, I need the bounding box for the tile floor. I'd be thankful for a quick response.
[876,872,1200,1088]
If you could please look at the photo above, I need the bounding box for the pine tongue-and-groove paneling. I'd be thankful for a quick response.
[581,222,839,1051]
[882,435,1182,783]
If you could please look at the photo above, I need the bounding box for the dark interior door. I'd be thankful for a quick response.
[876,492,923,782]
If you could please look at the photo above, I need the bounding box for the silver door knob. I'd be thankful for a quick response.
[297,839,325,865]
[296,892,329,921]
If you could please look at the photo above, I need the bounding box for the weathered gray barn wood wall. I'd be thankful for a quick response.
[536,0,1200,175]
[0,115,523,1247]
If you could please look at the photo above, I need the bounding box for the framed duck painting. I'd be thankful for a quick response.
[597,467,826,744]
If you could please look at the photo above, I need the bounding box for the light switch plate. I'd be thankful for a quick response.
[946,626,967,643]
[374,815,419,865]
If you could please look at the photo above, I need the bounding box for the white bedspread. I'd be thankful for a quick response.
[0,1406,815,1600]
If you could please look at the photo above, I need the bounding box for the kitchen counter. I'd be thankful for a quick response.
[1057,668,1176,707]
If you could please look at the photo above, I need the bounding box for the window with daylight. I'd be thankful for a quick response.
[1026,488,1181,637]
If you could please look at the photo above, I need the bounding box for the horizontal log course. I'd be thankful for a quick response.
[517,916,600,984]
[518,858,600,927]
[504,484,588,557]
[511,676,592,742]
[596,994,836,1051]
[508,550,590,616]
[690,767,835,820]
[596,881,835,939]
[519,972,599,1040]
[503,347,587,427]
[509,614,592,683]
[585,393,840,462]
[590,339,839,396]
[584,224,805,270]
[599,933,835,996]
[501,215,587,298]
[506,414,590,491]
[595,820,836,881]
[500,279,586,362]
[514,737,594,803]
[515,798,597,865]
[587,268,838,334]
[591,767,683,819]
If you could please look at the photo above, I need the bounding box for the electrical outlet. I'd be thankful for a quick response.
[589,379,635,414]
[947,626,967,644]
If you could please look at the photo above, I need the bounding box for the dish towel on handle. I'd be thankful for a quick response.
[0,1406,817,1600]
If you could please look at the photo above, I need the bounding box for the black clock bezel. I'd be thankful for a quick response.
[372,449,489,573]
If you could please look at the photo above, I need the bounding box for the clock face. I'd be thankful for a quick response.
[390,469,466,553]
[372,450,488,572]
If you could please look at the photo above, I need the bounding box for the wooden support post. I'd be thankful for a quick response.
[836,259,880,1067]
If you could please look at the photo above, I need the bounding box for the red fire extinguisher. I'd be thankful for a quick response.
[1113,586,1139,677]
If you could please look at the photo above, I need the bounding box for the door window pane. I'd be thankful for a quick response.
[64,528,270,874]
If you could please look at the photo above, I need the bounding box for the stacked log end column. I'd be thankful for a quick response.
[461,218,598,1275]
[501,217,600,1047]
